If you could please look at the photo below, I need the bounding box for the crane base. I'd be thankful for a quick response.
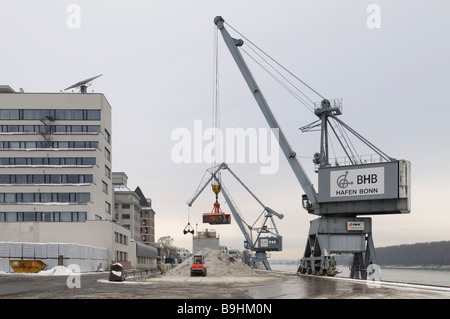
[299,216,377,279]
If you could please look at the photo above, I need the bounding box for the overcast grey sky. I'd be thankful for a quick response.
[2,1,449,259]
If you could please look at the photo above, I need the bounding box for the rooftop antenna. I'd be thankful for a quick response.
[64,74,102,93]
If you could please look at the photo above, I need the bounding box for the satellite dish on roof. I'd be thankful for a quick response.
[64,74,103,93]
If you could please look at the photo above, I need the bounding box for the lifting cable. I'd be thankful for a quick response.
[333,118,362,164]
[241,47,315,113]
[225,22,326,111]
[328,118,354,165]
[212,25,221,187]
[183,207,194,235]
[223,21,393,166]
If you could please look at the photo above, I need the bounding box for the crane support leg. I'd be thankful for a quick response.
[299,217,378,278]
[256,253,272,271]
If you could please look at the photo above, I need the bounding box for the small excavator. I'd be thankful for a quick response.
[190,254,207,277]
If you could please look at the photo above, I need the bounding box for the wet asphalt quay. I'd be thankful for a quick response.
[0,271,449,299]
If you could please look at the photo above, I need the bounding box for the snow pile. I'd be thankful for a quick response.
[38,266,76,276]
[167,248,256,277]
[137,248,282,284]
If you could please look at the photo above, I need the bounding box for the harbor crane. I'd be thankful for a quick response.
[214,16,411,278]
[187,162,283,270]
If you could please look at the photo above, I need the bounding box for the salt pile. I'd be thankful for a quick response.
[167,248,256,277]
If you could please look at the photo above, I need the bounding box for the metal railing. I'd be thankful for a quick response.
[328,154,388,167]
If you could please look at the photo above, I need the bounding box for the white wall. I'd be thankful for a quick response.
[0,220,131,266]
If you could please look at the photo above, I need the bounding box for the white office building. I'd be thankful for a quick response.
[0,84,147,270]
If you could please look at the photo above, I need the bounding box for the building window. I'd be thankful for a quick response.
[0,174,93,185]
[0,212,87,223]
[105,147,111,161]
[0,110,19,120]
[105,165,111,179]
[78,212,87,222]
[0,157,96,166]
[114,232,128,245]
[0,124,101,134]
[0,109,100,121]
[122,204,130,209]
[0,141,98,150]
[23,212,34,222]
[60,212,72,222]
[102,181,108,194]
[105,201,111,214]
[86,110,101,121]
[0,192,90,204]
[105,129,111,144]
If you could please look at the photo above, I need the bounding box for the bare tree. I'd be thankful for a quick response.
[157,236,179,259]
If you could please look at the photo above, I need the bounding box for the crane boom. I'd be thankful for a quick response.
[214,16,319,214]
[214,16,411,278]
[186,164,223,207]
[212,178,253,248]
[225,164,284,220]
[187,162,283,270]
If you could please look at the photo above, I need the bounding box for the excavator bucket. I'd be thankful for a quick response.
[203,201,231,224]
[202,212,231,225]
[183,222,195,235]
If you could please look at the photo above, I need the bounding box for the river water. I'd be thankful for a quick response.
[270,264,450,287]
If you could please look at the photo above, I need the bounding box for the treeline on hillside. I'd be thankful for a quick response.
[334,241,450,267]
[375,241,450,266]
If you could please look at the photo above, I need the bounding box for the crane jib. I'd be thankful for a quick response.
[214,16,319,212]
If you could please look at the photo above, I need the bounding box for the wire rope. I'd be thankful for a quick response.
[240,47,315,113]
[225,21,326,100]
[212,25,221,185]
[242,44,316,106]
